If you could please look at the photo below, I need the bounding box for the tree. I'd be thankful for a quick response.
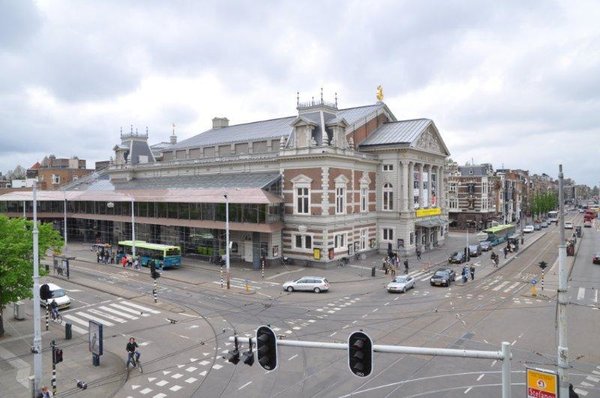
[0,216,63,337]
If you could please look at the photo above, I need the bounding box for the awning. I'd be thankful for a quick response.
[415,216,447,228]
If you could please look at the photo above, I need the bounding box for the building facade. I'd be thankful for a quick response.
[0,93,451,266]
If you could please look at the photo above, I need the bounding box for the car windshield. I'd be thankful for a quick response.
[434,271,448,277]
[52,289,66,298]
[394,277,408,283]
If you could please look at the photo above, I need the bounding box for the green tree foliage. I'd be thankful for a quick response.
[530,192,558,219]
[0,216,63,336]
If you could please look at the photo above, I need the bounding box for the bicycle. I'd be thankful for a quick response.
[50,309,62,324]
[126,351,143,375]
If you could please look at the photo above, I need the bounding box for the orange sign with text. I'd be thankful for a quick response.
[526,368,558,398]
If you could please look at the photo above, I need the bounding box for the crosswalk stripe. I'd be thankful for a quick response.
[594,290,598,303]
[63,314,90,328]
[99,306,139,320]
[76,312,115,327]
[117,301,161,314]
[504,282,521,293]
[493,281,510,291]
[88,308,127,323]
[69,324,88,335]
[109,303,150,317]
[577,287,585,300]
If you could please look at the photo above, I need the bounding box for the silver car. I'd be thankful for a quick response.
[386,275,415,293]
[283,277,329,293]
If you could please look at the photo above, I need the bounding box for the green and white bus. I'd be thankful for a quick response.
[481,224,516,246]
[116,240,182,268]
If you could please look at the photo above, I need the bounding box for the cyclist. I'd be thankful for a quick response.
[126,337,140,367]
[50,300,59,321]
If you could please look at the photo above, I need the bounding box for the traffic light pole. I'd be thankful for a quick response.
[153,279,158,303]
[557,165,569,397]
[230,337,513,398]
[32,181,43,396]
[51,340,57,396]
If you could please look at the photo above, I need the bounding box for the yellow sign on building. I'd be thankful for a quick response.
[416,207,442,218]
[526,368,558,398]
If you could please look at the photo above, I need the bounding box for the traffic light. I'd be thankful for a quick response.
[242,338,254,366]
[256,325,277,371]
[226,336,240,364]
[348,331,373,377]
[150,260,160,279]
[539,261,547,270]
[40,284,53,300]
[53,348,63,364]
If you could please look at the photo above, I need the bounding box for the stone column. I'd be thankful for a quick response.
[321,167,329,215]
[401,160,409,212]
[418,163,424,208]
[438,166,444,210]
[408,162,414,211]
[426,164,432,207]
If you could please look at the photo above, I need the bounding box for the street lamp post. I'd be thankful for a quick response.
[32,181,42,394]
[63,189,68,255]
[131,199,136,258]
[224,194,230,289]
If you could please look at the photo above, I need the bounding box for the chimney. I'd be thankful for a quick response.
[212,117,229,129]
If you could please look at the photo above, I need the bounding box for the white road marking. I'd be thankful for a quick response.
[574,388,588,396]
[266,268,305,280]
[372,308,379,313]
[99,306,139,320]
[139,387,152,394]
[580,381,594,387]
[238,381,252,390]
[511,340,517,346]
[504,282,521,293]
[477,374,484,381]
[594,290,598,303]
[491,360,497,367]
[88,308,127,323]
[329,332,337,337]
[169,385,182,392]
[75,312,115,326]
[577,287,585,300]
[110,303,150,317]
[156,380,168,387]
[119,301,161,314]
[492,281,509,291]
[171,373,183,379]
[185,377,197,383]
[153,393,167,398]
[586,375,600,383]
[464,387,472,394]
[288,354,298,361]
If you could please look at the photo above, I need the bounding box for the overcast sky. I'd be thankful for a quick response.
[1,0,599,186]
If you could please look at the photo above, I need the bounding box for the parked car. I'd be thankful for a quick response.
[468,244,482,257]
[534,224,541,231]
[430,268,456,287]
[523,225,535,233]
[593,253,600,265]
[564,222,574,229]
[40,283,71,309]
[541,222,548,228]
[480,241,492,251]
[448,251,467,264]
[387,275,415,293]
[584,221,592,228]
[283,277,329,293]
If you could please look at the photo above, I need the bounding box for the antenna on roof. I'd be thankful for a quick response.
[146,126,149,134]
[320,87,323,102]
[172,123,176,135]
[296,92,299,106]
[335,92,338,107]
[130,125,133,134]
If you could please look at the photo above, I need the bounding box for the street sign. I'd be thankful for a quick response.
[526,367,558,398]
[531,279,537,285]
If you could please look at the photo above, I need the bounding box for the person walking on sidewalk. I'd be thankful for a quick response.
[38,386,52,398]
[462,266,468,283]
[469,264,475,280]
[404,259,409,274]
[416,247,422,260]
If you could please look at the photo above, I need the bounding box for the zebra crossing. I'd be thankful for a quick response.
[571,286,599,307]
[62,300,161,334]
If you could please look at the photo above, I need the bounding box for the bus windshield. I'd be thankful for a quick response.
[547,211,558,223]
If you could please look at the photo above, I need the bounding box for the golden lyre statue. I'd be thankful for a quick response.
[376,85,384,101]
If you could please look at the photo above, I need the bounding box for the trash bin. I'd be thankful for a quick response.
[14,302,25,320]
[371,266,376,277]
[65,322,72,340]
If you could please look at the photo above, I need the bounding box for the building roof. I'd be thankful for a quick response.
[359,119,432,146]
[168,103,391,150]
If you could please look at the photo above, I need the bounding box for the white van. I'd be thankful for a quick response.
[40,283,71,309]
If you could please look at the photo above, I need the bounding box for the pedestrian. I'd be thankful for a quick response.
[394,255,399,270]
[416,248,421,260]
[390,265,396,277]
[462,266,468,283]
[470,264,475,280]
[569,383,580,398]
[503,247,508,259]
[121,255,127,268]
[133,257,140,270]
[127,257,133,268]
[38,386,52,398]
[404,259,409,274]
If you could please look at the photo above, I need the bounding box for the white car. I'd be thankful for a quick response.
[523,225,535,233]
[387,275,415,293]
[283,277,329,293]
[565,222,574,229]
[40,283,71,309]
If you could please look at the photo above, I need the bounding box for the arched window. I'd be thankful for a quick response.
[383,183,394,211]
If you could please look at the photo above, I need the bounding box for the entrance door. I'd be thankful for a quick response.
[243,241,252,262]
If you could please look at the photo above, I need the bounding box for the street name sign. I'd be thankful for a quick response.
[526,367,558,398]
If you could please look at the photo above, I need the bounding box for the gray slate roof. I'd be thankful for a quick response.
[169,103,389,150]
[359,119,432,146]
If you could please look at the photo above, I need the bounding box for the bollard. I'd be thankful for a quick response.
[245,279,250,292]
[371,266,376,277]
[65,323,72,340]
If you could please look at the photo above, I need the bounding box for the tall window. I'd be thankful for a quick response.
[334,233,346,249]
[383,164,394,171]
[449,182,457,192]
[295,234,312,250]
[383,183,394,211]
[360,187,368,212]
[449,198,458,209]
[382,228,394,241]
[360,228,368,250]
[52,174,60,184]
[336,187,345,214]
[295,187,310,214]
